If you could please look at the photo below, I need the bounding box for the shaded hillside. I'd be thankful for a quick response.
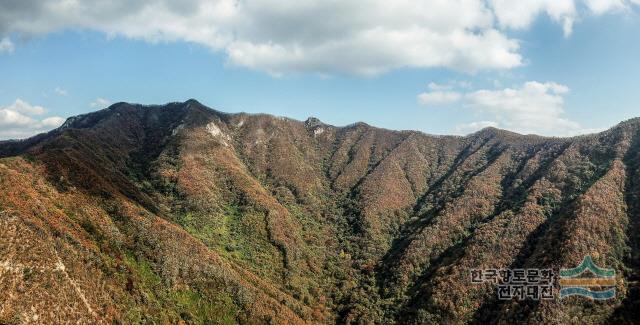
[1,100,639,324]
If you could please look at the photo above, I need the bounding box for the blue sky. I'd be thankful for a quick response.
[1,1,640,139]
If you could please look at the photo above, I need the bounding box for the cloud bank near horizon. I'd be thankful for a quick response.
[419,81,604,136]
[0,99,65,139]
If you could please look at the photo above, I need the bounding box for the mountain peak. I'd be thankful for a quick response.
[305,116,323,128]
[184,98,203,107]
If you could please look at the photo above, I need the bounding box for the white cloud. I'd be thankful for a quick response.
[5,98,45,115]
[0,99,65,140]
[428,81,472,91]
[489,0,637,37]
[40,116,66,128]
[89,98,112,108]
[0,0,521,75]
[418,81,474,105]
[455,120,499,134]
[418,91,462,106]
[0,37,14,53]
[54,87,68,96]
[490,0,576,37]
[422,81,598,136]
[428,82,452,91]
[0,108,35,126]
[464,81,581,135]
[0,1,636,74]
[585,0,627,14]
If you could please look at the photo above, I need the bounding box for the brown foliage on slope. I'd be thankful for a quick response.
[2,100,640,324]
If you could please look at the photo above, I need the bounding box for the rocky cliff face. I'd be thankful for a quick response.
[1,100,639,324]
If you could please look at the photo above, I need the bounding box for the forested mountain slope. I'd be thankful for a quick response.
[1,100,638,324]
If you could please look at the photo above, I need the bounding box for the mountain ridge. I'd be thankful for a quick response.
[1,98,619,149]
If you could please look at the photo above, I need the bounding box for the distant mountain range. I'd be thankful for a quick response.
[1,100,639,324]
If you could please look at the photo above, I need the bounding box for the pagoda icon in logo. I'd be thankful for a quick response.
[559,255,616,300]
